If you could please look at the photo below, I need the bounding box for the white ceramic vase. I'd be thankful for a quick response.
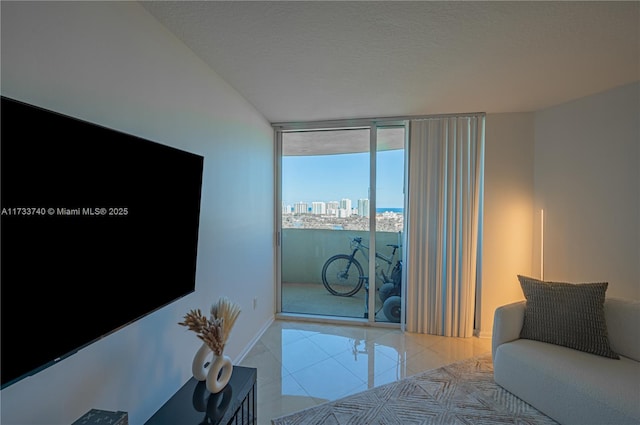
[192,342,233,393]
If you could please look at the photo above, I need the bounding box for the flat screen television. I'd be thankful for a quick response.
[0,96,204,389]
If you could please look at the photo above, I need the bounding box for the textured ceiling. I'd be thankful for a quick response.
[141,1,639,124]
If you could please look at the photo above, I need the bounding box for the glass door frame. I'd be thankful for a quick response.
[274,119,408,328]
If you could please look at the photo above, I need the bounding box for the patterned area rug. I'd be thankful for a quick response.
[271,353,558,425]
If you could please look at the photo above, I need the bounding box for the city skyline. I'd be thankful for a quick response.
[282,149,405,208]
[282,199,402,215]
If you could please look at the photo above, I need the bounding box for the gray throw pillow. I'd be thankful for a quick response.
[518,275,619,359]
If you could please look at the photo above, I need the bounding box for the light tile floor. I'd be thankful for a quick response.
[238,319,492,424]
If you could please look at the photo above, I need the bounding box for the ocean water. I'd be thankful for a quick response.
[377,208,403,213]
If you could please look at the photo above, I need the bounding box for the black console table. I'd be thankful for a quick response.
[145,366,256,425]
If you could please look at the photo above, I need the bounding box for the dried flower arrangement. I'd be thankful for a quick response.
[179,297,241,356]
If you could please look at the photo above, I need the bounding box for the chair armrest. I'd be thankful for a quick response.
[492,301,526,362]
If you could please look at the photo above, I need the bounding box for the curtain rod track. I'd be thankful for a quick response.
[272,112,486,130]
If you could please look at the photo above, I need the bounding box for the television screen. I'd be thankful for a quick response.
[0,96,204,389]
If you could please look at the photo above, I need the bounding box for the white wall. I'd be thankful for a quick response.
[534,81,639,299]
[1,2,275,424]
[479,113,535,337]
[478,83,640,338]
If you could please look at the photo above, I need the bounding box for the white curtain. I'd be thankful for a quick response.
[405,115,484,337]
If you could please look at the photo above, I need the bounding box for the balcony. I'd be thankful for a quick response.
[280,227,403,324]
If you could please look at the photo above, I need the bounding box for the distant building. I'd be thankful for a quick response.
[294,201,308,214]
[311,201,326,215]
[358,198,369,217]
[326,201,340,216]
[340,198,352,217]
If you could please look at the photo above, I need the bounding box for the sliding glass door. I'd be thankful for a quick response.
[276,122,406,325]
[373,126,405,324]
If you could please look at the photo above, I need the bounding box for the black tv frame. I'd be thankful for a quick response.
[0,96,204,389]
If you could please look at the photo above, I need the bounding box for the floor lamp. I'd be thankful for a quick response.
[540,209,544,280]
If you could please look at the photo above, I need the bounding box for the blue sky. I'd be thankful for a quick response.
[282,149,404,208]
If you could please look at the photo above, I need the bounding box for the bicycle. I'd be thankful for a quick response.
[321,236,403,322]
[321,236,400,297]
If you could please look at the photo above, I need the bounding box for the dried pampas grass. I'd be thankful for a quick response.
[179,297,241,356]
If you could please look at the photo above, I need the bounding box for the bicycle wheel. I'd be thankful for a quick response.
[383,295,401,323]
[321,254,365,296]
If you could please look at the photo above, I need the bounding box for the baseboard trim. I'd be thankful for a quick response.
[233,315,275,365]
[475,329,492,339]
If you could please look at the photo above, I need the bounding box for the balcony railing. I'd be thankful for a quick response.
[281,228,402,285]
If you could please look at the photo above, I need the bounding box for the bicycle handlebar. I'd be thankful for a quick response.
[350,236,401,249]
